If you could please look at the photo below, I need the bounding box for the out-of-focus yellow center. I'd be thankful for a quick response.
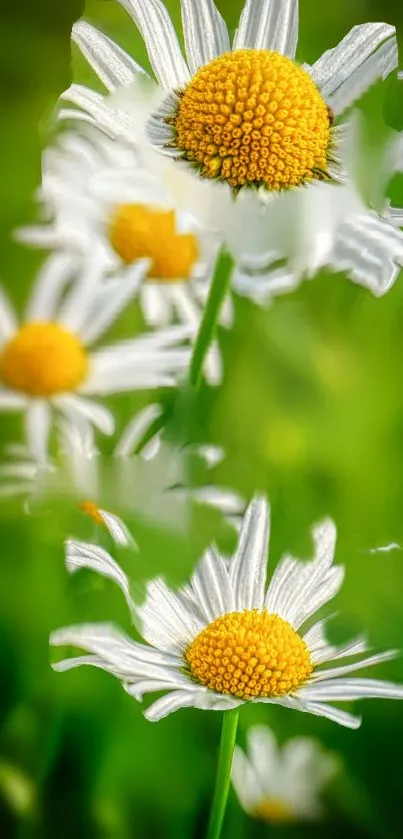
[0,323,88,397]
[109,204,199,280]
[174,49,331,189]
[253,797,294,823]
[186,610,313,698]
[77,499,105,527]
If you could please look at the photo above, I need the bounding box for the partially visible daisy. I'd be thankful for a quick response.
[61,1,403,294]
[0,252,191,461]
[232,724,338,822]
[231,174,403,302]
[112,403,244,530]
[0,407,244,542]
[52,496,403,725]
[19,127,227,383]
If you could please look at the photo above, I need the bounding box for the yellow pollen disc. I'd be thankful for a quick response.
[174,49,331,189]
[0,322,88,397]
[77,500,105,527]
[186,610,313,698]
[253,798,294,823]
[109,204,199,280]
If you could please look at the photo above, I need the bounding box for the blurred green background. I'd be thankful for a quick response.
[2,1,403,837]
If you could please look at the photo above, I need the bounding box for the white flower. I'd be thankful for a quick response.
[18,127,227,383]
[0,252,191,461]
[51,496,403,725]
[232,724,339,822]
[0,405,244,541]
[61,0,403,296]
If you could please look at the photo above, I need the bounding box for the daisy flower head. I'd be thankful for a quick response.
[20,126,228,382]
[0,252,191,461]
[0,406,244,543]
[232,724,339,822]
[62,1,403,296]
[51,496,403,726]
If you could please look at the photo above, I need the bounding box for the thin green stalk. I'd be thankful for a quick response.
[189,249,234,388]
[206,708,239,839]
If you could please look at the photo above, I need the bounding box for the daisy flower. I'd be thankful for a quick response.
[232,724,338,822]
[62,0,403,295]
[19,127,227,382]
[0,252,191,461]
[51,496,403,726]
[0,406,244,543]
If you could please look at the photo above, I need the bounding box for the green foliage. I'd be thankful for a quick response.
[1,2,403,839]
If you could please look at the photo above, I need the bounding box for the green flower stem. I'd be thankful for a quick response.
[206,708,239,839]
[189,249,234,388]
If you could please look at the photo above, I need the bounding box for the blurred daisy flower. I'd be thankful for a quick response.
[0,406,244,543]
[0,253,191,461]
[19,128,226,383]
[232,724,338,822]
[62,0,403,295]
[52,496,403,724]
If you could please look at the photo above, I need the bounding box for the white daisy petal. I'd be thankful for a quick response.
[137,577,205,653]
[167,284,200,332]
[0,462,37,480]
[79,262,149,344]
[305,625,368,666]
[0,289,17,344]
[312,650,397,682]
[144,689,206,721]
[98,510,135,547]
[389,206,403,227]
[0,391,28,410]
[231,746,260,812]
[83,346,189,394]
[189,547,236,622]
[290,699,362,730]
[180,0,230,75]
[126,671,194,700]
[16,225,65,250]
[25,401,52,463]
[25,252,78,323]
[140,284,172,328]
[65,539,135,613]
[229,496,270,611]
[247,725,279,790]
[56,257,103,335]
[61,85,136,144]
[332,213,403,297]
[191,486,244,516]
[51,623,182,677]
[72,20,146,92]
[54,394,115,436]
[118,0,190,89]
[233,0,298,59]
[265,519,341,629]
[299,678,403,702]
[114,404,162,457]
[57,108,99,129]
[308,23,397,114]
[145,689,242,720]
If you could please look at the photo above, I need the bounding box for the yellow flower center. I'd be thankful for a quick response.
[0,323,88,397]
[77,499,105,527]
[186,610,313,698]
[174,49,331,190]
[253,798,294,823]
[109,204,199,280]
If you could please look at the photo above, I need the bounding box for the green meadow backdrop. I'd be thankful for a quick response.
[1,2,403,837]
